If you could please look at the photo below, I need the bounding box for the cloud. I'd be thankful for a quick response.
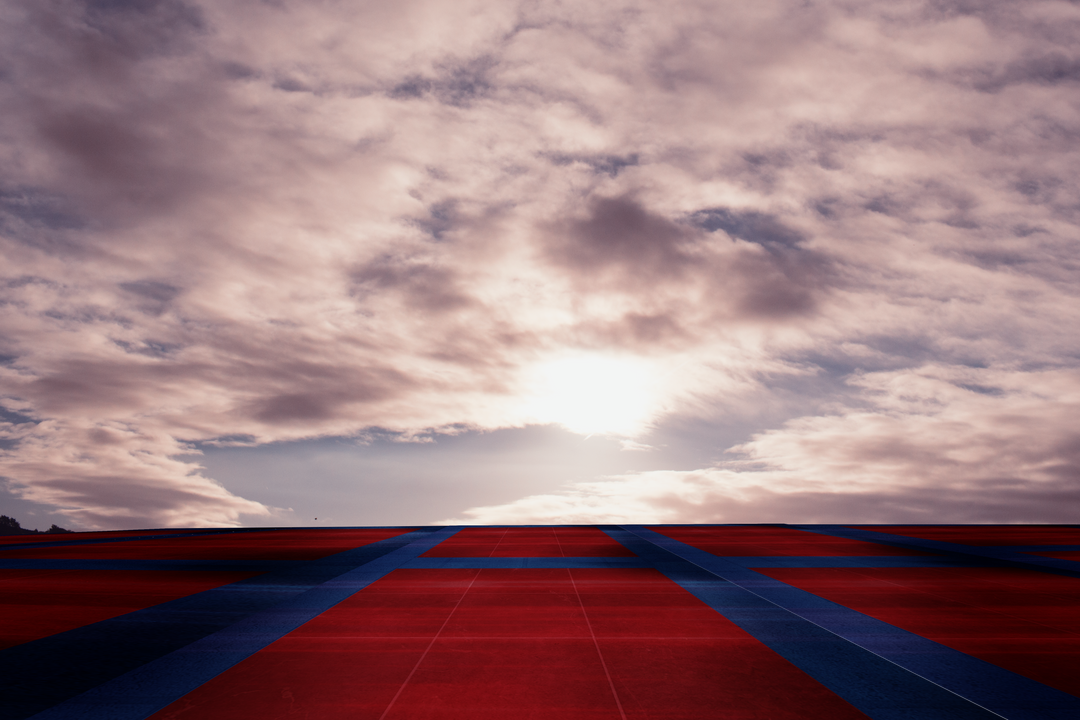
[0,417,274,529]
[1,0,1079,527]
[445,366,1080,524]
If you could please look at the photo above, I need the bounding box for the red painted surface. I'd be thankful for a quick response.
[148,568,869,720]
[650,526,931,556]
[0,528,213,546]
[851,526,1080,546]
[1,528,413,561]
[759,566,1080,696]
[0,569,257,650]
[421,527,636,558]
[574,568,870,720]
[1031,551,1080,562]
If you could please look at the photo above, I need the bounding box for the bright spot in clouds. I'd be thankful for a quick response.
[524,354,659,437]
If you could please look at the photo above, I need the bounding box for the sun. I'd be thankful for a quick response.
[523,353,659,436]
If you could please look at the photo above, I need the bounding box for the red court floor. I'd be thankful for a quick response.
[1,524,1078,720]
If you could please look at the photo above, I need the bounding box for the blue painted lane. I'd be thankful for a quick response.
[722,556,978,568]
[626,525,1080,720]
[796,525,1080,579]
[0,558,298,573]
[27,526,462,720]
[402,556,653,569]
[3,527,456,720]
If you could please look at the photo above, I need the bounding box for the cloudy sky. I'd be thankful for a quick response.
[2,0,1079,531]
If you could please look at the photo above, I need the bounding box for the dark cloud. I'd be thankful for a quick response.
[119,280,181,302]
[112,338,181,358]
[389,76,432,99]
[80,0,206,52]
[250,393,341,424]
[692,207,832,319]
[1,1,226,228]
[688,208,804,249]
[351,256,474,314]
[35,103,210,218]
[563,311,690,353]
[544,197,834,323]
[412,200,458,241]
[724,245,828,319]
[0,187,86,255]
[0,405,36,424]
[389,57,496,107]
[1003,52,1080,86]
[271,76,312,93]
[545,196,694,282]
[609,311,687,346]
[24,361,177,414]
[547,153,640,178]
[17,0,205,89]
[30,469,254,528]
[973,52,1080,92]
[245,369,407,425]
[0,187,84,231]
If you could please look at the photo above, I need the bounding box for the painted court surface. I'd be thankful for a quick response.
[2,525,1079,719]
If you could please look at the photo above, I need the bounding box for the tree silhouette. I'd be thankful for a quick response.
[0,514,72,535]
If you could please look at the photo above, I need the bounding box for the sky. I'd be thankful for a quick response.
[2,0,1080,531]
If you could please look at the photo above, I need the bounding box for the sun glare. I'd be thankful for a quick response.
[524,354,659,436]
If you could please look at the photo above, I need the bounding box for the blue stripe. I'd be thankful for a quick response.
[721,556,978,568]
[0,526,421,553]
[0,558,297,572]
[995,545,1080,552]
[795,526,1080,579]
[0,528,270,552]
[27,526,461,720]
[399,556,973,569]
[402,556,652,569]
[620,526,1080,720]
[0,557,657,572]
[2,527,456,720]
[10,524,1079,720]
[605,527,1003,720]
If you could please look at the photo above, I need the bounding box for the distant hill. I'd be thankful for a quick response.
[0,514,72,536]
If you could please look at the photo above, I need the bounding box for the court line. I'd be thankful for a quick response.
[556,529,628,720]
